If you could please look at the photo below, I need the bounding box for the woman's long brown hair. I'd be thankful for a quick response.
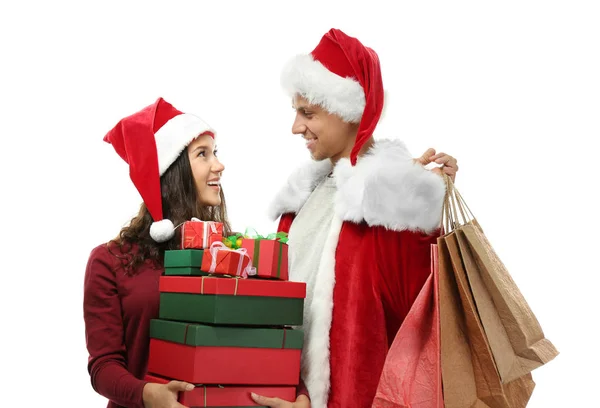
[108,150,232,275]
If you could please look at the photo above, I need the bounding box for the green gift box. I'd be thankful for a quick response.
[164,249,204,267]
[159,276,305,326]
[164,250,207,276]
[163,267,210,276]
[149,319,303,349]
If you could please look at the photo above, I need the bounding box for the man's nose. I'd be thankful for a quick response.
[292,114,306,135]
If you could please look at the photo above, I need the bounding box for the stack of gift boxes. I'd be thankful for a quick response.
[145,220,306,407]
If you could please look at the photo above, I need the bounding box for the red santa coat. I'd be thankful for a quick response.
[269,140,446,408]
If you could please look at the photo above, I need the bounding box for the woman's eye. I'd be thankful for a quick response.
[198,150,206,157]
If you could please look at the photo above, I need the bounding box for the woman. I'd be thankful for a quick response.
[83,97,304,408]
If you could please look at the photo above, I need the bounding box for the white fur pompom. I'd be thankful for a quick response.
[150,219,175,242]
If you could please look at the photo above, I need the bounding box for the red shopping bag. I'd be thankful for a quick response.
[373,244,444,408]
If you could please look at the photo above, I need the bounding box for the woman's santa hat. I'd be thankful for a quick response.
[104,97,215,242]
[281,28,385,166]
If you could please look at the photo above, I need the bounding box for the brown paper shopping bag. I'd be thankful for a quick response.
[441,176,558,384]
[438,238,536,408]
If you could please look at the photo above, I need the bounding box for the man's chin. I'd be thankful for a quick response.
[310,151,328,162]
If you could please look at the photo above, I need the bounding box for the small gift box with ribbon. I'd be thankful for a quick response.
[163,243,254,278]
[147,319,303,385]
[181,219,223,250]
[159,275,306,326]
[225,229,289,281]
[144,374,296,407]
[200,242,254,278]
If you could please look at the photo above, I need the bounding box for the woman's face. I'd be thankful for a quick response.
[187,133,225,206]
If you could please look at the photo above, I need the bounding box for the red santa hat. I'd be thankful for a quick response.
[281,28,384,166]
[104,97,215,242]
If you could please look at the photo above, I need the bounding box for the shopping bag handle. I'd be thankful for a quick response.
[441,174,475,233]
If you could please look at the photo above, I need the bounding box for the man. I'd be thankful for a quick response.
[252,28,458,408]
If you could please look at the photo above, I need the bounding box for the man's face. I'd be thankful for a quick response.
[291,95,359,162]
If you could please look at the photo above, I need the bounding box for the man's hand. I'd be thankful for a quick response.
[250,392,311,408]
[416,148,459,182]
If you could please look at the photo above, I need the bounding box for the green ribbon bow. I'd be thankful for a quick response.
[266,231,289,244]
[223,229,288,250]
[244,227,288,243]
[222,233,243,249]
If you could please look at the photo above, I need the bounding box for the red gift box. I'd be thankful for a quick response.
[241,239,289,281]
[159,276,306,298]
[147,339,301,385]
[181,220,223,249]
[144,374,296,406]
[201,242,253,278]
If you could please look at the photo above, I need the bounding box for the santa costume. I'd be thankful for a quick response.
[270,29,446,408]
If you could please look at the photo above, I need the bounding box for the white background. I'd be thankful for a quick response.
[1,1,598,407]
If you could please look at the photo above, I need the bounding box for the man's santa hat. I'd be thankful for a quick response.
[281,28,384,165]
[104,97,215,242]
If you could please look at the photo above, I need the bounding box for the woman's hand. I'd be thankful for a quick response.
[142,380,194,408]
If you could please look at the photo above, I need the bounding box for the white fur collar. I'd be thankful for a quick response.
[269,139,446,233]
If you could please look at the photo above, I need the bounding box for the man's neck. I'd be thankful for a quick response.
[330,136,375,166]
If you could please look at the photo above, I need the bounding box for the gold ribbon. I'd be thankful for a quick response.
[199,275,240,296]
